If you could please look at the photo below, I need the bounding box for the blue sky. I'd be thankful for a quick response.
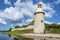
[0,0,60,30]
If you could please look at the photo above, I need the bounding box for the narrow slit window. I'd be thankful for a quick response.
[41,20,43,23]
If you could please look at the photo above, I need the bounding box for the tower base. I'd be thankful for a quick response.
[34,27,44,34]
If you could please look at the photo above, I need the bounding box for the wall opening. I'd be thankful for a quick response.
[41,20,43,23]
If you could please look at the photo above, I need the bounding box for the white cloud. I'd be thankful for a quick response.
[4,0,11,5]
[0,18,7,25]
[0,0,56,25]
[14,0,55,18]
[14,0,37,18]
[42,3,55,18]
[17,20,27,26]
[44,21,54,24]
[0,7,23,21]
[25,19,33,24]
[55,0,60,4]
[52,0,60,4]
[57,23,60,24]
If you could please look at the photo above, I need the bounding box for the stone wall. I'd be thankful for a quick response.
[12,25,34,31]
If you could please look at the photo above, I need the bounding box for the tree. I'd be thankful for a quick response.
[45,23,50,28]
[15,26,20,28]
[49,24,58,28]
[29,20,34,25]
[22,25,27,28]
[57,24,60,28]
[8,28,12,31]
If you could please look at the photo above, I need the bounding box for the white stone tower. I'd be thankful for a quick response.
[34,3,45,33]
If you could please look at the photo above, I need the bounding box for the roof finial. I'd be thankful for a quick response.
[38,1,43,8]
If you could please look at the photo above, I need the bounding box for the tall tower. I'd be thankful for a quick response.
[34,3,45,33]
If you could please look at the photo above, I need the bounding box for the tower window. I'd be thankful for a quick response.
[41,20,43,23]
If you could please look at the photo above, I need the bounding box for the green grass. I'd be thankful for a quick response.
[6,28,60,35]
[7,29,33,35]
[49,28,60,34]
[45,28,60,34]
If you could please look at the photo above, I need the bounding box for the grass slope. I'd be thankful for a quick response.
[7,29,33,35]
[6,28,60,35]
[49,28,60,34]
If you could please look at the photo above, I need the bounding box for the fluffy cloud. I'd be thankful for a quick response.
[14,0,55,24]
[52,0,60,5]
[0,18,7,25]
[4,7,23,21]
[0,0,56,25]
[25,19,33,24]
[4,0,11,5]
[44,21,54,24]
[0,7,23,22]
[42,3,55,18]
[57,23,60,24]
[55,0,60,4]
[14,0,37,18]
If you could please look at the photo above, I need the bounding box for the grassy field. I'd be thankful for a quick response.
[6,29,33,35]
[6,28,60,35]
[49,28,60,34]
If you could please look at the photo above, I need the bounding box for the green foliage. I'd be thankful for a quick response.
[49,24,57,28]
[45,23,50,28]
[29,20,34,25]
[49,28,60,34]
[22,25,27,28]
[45,23,60,34]
[8,28,12,31]
[15,26,20,28]
[45,23,60,28]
